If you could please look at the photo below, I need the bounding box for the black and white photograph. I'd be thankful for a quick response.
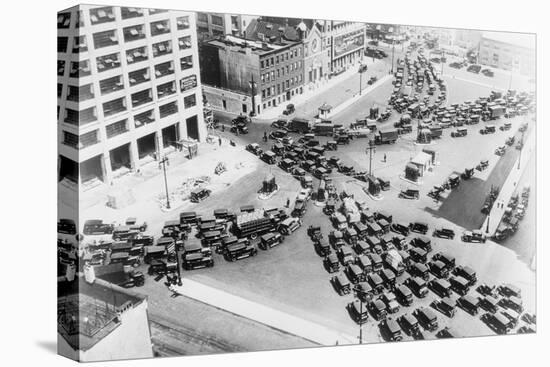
[54,2,538,363]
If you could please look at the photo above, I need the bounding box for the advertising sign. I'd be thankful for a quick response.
[333,30,365,58]
[180,74,197,92]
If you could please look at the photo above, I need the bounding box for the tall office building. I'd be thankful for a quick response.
[57,5,206,187]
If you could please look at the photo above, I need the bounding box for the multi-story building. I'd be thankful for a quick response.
[246,18,330,91]
[57,5,206,186]
[478,31,535,77]
[200,35,304,115]
[57,276,154,362]
[328,21,366,73]
[195,12,257,43]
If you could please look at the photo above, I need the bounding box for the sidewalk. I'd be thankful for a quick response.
[173,279,356,346]
[258,57,388,120]
[480,127,535,235]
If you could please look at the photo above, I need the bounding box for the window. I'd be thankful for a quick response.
[89,7,115,25]
[177,16,190,30]
[271,86,275,95]
[261,74,265,83]
[277,69,280,78]
[103,97,127,116]
[121,7,144,19]
[58,37,68,53]
[93,30,118,49]
[157,81,176,99]
[266,73,270,82]
[294,49,298,57]
[58,60,65,76]
[261,60,265,69]
[262,90,266,98]
[149,8,168,15]
[128,68,150,86]
[80,130,99,148]
[106,119,128,138]
[267,88,271,97]
[57,12,71,29]
[64,107,96,125]
[184,94,197,108]
[72,35,87,53]
[271,57,274,65]
[67,84,94,102]
[131,89,153,108]
[211,15,223,26]
[134,110,155,127]
[277,84,280,94]
[155,61,175,78]
[286,80,289,88]
[153,40,172,57]
[197,13,208,23]
[159,101,178,118]
[180,55,193,70]
[96,52,120,72]
[126,46,148,64]
[286,65,289,74]
[123,24,145,42]
[63,131,78,148]
[150,20,170,36]
[178,36,192,50]
[57,84,63,98]
[69,60,90,78]
[100,75,123,95]
[276,55,279,63]
[271,71,275,80]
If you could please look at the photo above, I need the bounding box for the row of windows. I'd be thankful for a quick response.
[58,7,189,30]
[61,91,197,127]
[57,52,193,79]
[260,48,301,69]
[260,61,302,83]
[261,75,303,98]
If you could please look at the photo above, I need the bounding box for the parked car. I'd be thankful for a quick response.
[433,227,455,239]
[457,294,480,315]
[399,313,420,336]
[380,317,403,341]
[413,307,439,331]
[368,299,388,321]
[453,265,477,286]
[410,221,429,235]
[432,297,457,318]
[481,312,512,334]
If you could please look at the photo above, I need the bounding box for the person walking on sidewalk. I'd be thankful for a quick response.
[383,154,387,163]
[286,198,290,208]
[218,136,222,146]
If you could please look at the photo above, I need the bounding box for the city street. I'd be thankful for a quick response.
[78,33,536,352]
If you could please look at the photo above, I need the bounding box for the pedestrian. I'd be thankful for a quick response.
[218,136,222,146]
[286,198,290,208]
[221,124,225,132]
[263,131,268,142]
[383,154,387,162]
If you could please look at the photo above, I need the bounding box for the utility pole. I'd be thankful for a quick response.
[366,140,376,176]
[159,156,170,209]
[358,61,366,95]
[391,38,396,74]
[354,288,368,344]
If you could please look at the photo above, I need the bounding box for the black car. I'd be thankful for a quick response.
[453,265,477,286]
[433,227,455,239]
[409,221,429,235]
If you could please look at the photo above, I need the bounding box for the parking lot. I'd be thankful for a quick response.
[72,40,536,351]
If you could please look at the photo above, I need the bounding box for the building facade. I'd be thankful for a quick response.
[327,21,367,74]
[195,12,257,43]
[200,35,304,114]
[300,22,331,91]
[479,31,535,77]
[57,5,206,186]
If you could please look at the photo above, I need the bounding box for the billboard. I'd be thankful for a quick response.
[333,30,365,58]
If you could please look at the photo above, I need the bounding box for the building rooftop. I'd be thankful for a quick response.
[58,277,145,351]
[206,34,296,55]
[482,31,535,50]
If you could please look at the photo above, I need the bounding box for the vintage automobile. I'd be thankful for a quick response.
[409,247,428,264]
[399,189,419,200]
[271,119,288,129]
[190,188,212,203]
[349,300,369,324]
[379,292,400,314]
[413,307,439,331]
[497,283,522,298]
[279,217,302,235]
[481,312,512,334]
[399,313,420,336]
[409,221,429,235]
[338,245,355,266]
[395,284,413,306]
[380,318,403,341]
[390,222,410,237]
[325,253,340,273]
[433,227,455,240]
[499,296,524,314]
[182,252,214,270]
[269,129,288,141]
[437,327,460,339]
[478,295,500,313]
[83,219,114,235]
[453,265,477,286]
[461,230,487,243]
[368,299,388,321]
[333,273,352,296]
[432,297,457,318]
[346,264,365,284]
[245,143,263,156]
[428,260,449,278]
[260,151,277,165]
[225,241,257,261]
[411,236,432,252]
[457,294,480,315]
[314,239,331,257]
[450,275,471,295]
[404,276,429,298]
[259,232,284,250]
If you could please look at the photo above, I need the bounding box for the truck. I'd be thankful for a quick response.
[232,209,277,240]
[429,126,443,139]
[313,121,336,136]
[287,117,312,133]
[487,105,506,120]
[383,249,405,276]
[376,128,399,145]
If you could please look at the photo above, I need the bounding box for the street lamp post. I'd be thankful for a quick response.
[354,288,369,344]
[159,156,170,209]
[366,140,376,176]
[358,62,367,95]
